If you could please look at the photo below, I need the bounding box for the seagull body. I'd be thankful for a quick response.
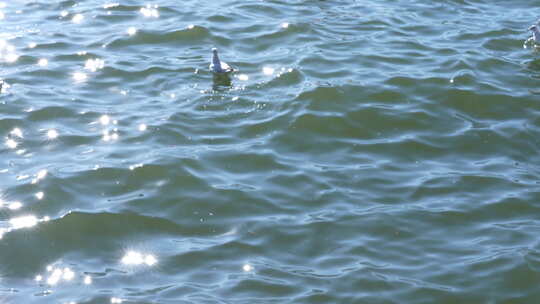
[529,25,540,44]
[209,48,234,73]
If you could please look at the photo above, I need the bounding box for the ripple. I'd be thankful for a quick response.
[1,0,540,303]
[106,27,210,49]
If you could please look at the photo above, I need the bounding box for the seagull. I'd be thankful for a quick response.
[209,48,235,73]
[529,24,540,44]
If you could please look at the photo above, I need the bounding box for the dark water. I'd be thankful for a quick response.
[1,0,540,303]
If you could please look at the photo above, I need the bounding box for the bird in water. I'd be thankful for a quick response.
[209,48,235,74]
[529,24,540,44]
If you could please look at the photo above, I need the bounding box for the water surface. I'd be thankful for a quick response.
[1,0,540,303]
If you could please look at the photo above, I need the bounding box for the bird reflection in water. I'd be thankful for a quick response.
[212,72,232,91]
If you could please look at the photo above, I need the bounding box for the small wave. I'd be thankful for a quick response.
[107,27,210,49]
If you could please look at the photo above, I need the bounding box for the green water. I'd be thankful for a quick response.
[1,0,540,303]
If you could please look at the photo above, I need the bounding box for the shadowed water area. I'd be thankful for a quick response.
[1,0,540,303]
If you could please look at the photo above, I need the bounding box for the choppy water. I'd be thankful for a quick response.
[1,0,540,303]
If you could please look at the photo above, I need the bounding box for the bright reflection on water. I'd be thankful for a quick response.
[5,138,17,149]
[111,297,124,303]
[237,74,249,81]
[129,163,143,170]
[16,174,29,181]
[34,264,91,289]
[71,14,84,24]
[103,3,120,9]
[47,129,58,139]
[31,169,48,185]
[72,72,88,83]
[9,215,38,229]
[100,115,111,125]
[121,251,157,266]
[47,267,74,285]
[7,201,22,210]
[140,4,159,18]
[62,268,75,281]
[38,58,48,67]
[6,128,22,149]
[243,263,253,272]
[102,130,118,141]
[84,58,105,72]
[37,169,47,179]
[127,27,137,36]
[262,67,275,76]
[0,214,49,239]
[10,128,23,138]
[98,115,119,141]
[0,40,19,63]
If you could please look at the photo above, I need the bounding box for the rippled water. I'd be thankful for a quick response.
[1,0,540,303]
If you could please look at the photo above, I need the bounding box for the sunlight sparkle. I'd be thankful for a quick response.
[10,128,23,138]
[47,129,58,139]
[263,67,275,75]
[37,169,47,180]
[72,14,84,24]
[237,74,249,81]
[103,3,120,9]
[35,192,44,200]
[100,115,111,125]
[5,139,17,149]
[38,58,48,67]
[8,201,22,210]
[140,4,159,18]
[127,27,137,36]
[243,264,253,272]
[73,72,88,83]
[85,58,105,72]
[10,215,38,229]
